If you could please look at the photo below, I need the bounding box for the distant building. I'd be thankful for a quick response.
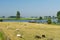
[44,16,48,19]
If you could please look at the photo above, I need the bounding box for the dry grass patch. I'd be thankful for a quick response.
[0,22,60,40]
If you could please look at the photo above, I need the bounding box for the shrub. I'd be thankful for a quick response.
[35,35,41,39]
[42,35,46,38]
[0,19,3,22]
[47,19,52,24]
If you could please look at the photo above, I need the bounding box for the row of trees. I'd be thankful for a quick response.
[16,10,60,24]
[16,10,60,20]
[0,10,60,24]
[1,10,60,22]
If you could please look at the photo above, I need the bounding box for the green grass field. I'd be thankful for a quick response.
[0,32,4,40]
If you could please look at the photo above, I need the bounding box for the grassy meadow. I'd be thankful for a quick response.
[0,32,4,40]
[0,22,60,40]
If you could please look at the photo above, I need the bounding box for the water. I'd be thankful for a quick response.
[3,19,57,22]
[3,20,30,22]
[3,19,58,23]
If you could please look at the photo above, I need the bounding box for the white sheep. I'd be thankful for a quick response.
[17,34,22,38]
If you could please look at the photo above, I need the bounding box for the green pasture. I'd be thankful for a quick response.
[0,32,4,40]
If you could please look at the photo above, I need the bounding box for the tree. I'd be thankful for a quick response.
[39,16,42,20]
[57,11,60,22]
[0,19,3,22]
[47,16,52,24]
[16,11,20,19]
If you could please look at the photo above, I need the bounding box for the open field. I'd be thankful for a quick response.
[0,22,60,40]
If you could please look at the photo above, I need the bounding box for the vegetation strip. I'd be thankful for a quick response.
[0,32,4,40]
[0,30,8,40]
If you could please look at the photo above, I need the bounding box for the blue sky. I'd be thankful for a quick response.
[0,0,60,17]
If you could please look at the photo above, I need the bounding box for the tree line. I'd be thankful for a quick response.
[0,11,60,24]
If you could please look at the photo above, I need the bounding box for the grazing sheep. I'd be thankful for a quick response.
[42,35,46,38]
[35,35,41,39]
[17,34,22,38]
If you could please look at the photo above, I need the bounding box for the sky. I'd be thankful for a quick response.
[0,0,60,17]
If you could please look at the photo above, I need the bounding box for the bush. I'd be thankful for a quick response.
[47,19,52,24]
[39,16,43,20]
[42,35,46,38]
[35,35,41,39]
[0,19,3,22]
